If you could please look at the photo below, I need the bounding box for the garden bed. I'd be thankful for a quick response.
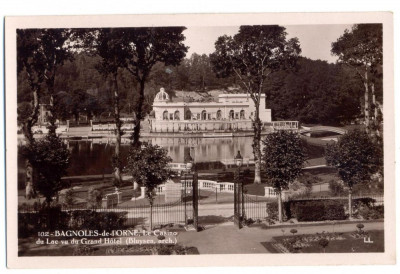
[263,230,384,253]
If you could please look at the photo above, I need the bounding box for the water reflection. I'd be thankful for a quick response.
[18,136,325,177]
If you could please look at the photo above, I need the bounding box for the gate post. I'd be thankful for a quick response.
[234,165,245,229]
[192,172,199,231]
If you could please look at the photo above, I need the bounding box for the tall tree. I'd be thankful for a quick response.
[331,24,383,137]
[325,130,381,219]
[17,29,46,199]
[121,27,188,146]
[262,130,306,222]
[37,29,74,136]
[210,25,301,184]
[90,29,130,188]
[126,142,172,230]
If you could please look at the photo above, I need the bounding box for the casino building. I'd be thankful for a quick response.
[149,88,273,133]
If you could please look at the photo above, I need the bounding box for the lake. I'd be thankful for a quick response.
[17,136,325,182]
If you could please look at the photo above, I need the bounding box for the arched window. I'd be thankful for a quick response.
[240,110,245,120]
[163,111,169,120]
[174,110,180,120]
[202,110,207,120]
[216,110,222,120]
[185,109,192,120]
[229,110,235,120]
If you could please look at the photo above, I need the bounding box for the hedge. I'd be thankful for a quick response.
[18,206,127,238]
[283,200,346,222]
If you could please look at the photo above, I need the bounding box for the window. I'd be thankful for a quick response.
[240,110,245,119]
[202,110,207,120]
[185,109,191,120]
[216,110,222,120]
[174,110,180,120]
[229,110,234,119]
[163,111,168,120]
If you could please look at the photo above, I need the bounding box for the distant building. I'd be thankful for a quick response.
[149,88,272,133]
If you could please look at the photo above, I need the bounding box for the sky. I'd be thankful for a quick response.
[183,24,353,63]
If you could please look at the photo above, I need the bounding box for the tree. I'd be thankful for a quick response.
[265,58,363,125]
[126,142,172,229]
[325,130,381,218]
[121,27,188,146]
[262,130,306,222]
[35,29,74,136]
[332,24,383,137]
[210,25,301,184]
[17,29,46,199]
[20,134,70,206]
[90,29,130,188]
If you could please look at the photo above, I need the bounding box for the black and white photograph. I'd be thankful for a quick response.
[4,12,395,268]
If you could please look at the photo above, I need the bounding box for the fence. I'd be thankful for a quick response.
[244,195,268,220]
[288,195,384,205]
[18,199,192,229]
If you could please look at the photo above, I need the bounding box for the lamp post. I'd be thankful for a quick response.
[234,150,244,228]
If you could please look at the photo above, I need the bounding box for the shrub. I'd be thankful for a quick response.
[18,204,69,237]
[356,223,364,232]
[287,200,346,222]
[296,203,325,221]
[266,202,287,222]
[318,238,329,252]
[353,197,376,208]
[290,229,298,235]
[324,203,347,220]
[69,210,127,231]
[87,187,103,208]
[64,189,76,206]
[358,205,384,220]
[157,235,166,240]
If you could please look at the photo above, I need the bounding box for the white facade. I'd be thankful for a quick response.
[152,88,271,123]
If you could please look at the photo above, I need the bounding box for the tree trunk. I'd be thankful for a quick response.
[46,73,58,136]
[363,70,370,134]
[253,107,262,184]
[371,83,380,137]
[113,73,122,187]
[132,79,145,147]
[25,160,35,199]
[23,87,40,199]
[278,191,283,223]
[348,188,353,219]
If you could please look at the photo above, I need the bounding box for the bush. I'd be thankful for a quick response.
[286,200,346,222]
[358,205,384,220]
[266,202,287,222]
[296,203,325,221]
[87,187,103,208]
[69,210,127,231]
[353,197,376,208]
[18,204,69,237]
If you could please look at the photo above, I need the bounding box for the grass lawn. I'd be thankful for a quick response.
[264,230,384,253]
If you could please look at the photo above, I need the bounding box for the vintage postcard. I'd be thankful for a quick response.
[5,12,395,268]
